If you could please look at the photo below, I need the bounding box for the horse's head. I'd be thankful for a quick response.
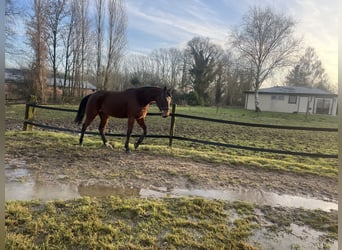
[156,86,172,118]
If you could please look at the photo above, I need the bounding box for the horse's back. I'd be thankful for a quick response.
[87,90,139,118]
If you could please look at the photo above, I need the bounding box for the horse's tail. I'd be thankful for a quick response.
[74,94,92,125]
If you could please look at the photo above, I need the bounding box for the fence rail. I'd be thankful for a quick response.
[23,102,338,159]
[175,113,338,132]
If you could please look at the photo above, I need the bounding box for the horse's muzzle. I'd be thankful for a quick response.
[161,110,170,118]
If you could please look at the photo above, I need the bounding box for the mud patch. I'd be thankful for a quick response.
[141,188,337,212]
[249,223,337,250]
[5,177,337,212]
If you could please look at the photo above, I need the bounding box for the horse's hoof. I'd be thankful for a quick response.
[134,143,139,149]
[125,148,131,154]
[105,142,113,149]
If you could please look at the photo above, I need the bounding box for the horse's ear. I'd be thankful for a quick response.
[168,88,173,96]
[163,86,172,97]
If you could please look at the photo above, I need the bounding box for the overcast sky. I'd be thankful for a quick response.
[8,0,338,86]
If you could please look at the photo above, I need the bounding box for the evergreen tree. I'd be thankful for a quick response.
[285,47,331,91]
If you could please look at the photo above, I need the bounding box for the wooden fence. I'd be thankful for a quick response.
[23,98,338,159]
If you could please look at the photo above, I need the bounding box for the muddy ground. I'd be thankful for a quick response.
[5,118,337,203]
[5,113,339,249]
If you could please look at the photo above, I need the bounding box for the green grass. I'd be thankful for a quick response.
[5,130,338,178]
[5,104,338,178]
[174,105,337,128]
[5,105,338,249]
[5,197,337,249]
[6,104,338,127]
[5,197,259,249]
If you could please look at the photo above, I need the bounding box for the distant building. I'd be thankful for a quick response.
[45,77,96,99]
[4,68,28,102]
[4,68,96,102]
[244,86,338,115]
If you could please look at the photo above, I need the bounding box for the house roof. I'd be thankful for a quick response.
[5,68,96,90]
[245,86,337,97]
[46,78,96,90]
[5,68,25,82]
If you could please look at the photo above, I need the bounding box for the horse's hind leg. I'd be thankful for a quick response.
[134,118,147,150]
[125,117,135,153]
[99,112,112,149]
[79,112,97,146]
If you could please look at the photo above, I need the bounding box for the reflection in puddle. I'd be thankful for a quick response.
[6,182,80,201]
[5,159,30,182]
[5,181,337,212]
[5,159,27,169]
[78,185,140,198]
[5,163,337,211]
[5,163,337,249]
[140,188,337,212]
[249,223,338,250]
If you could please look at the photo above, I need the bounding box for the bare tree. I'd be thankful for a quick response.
[95,0,104,89]
[5,0,23,56]
[73,0,91,96]
[103,0,127,90]
[168,48,183,90]
[122,47,183,91]
[61,0,75,96]
[26,0,48,103]
[45,0,67,101]
[94,0,126,90]
[230,6,301,111]
[151,48,169,85]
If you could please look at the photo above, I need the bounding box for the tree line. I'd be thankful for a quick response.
[5,0,335,109]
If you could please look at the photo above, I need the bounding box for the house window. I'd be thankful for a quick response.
[288,95,297,104]
[271,95,284,101]
[316,98,331,114]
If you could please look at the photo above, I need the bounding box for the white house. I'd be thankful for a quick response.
[244,86,338,115]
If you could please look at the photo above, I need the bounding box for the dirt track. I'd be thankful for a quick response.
[5,140,337,203]
[5,115,337,203]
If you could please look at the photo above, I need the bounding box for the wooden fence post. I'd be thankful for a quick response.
[169,103,177,147]
[23,95,37,131]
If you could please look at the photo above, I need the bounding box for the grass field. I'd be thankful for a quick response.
[6,104,338,177]
[5,197,337,249]
[5,104,338,249]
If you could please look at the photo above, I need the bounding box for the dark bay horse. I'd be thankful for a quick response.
[75,86,172,153]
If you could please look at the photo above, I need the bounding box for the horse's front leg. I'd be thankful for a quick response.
[134,118,147,150]
[125,117,135,153]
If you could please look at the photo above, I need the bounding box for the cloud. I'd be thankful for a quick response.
[126,0,230,50]
[288,0,338,83]
[125,0,337,84]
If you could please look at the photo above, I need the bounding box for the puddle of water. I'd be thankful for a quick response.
[5,161,337,249]
[5,159,27,169]
[5,168,30,182]
[249,223,338,250]
[5,160,31,182]
[140,188,337,212]
[6,182,80,201]
[5,165,337,212]
[78,184,140,198]
[5,181,337,212]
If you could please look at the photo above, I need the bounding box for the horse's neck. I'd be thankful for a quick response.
[137,87,161,106]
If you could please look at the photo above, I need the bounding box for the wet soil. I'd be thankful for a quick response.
[5,114,338,249]
[5,116,337,203]
[5,142,337,203]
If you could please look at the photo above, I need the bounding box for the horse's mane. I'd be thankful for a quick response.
[134,86,162,106]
